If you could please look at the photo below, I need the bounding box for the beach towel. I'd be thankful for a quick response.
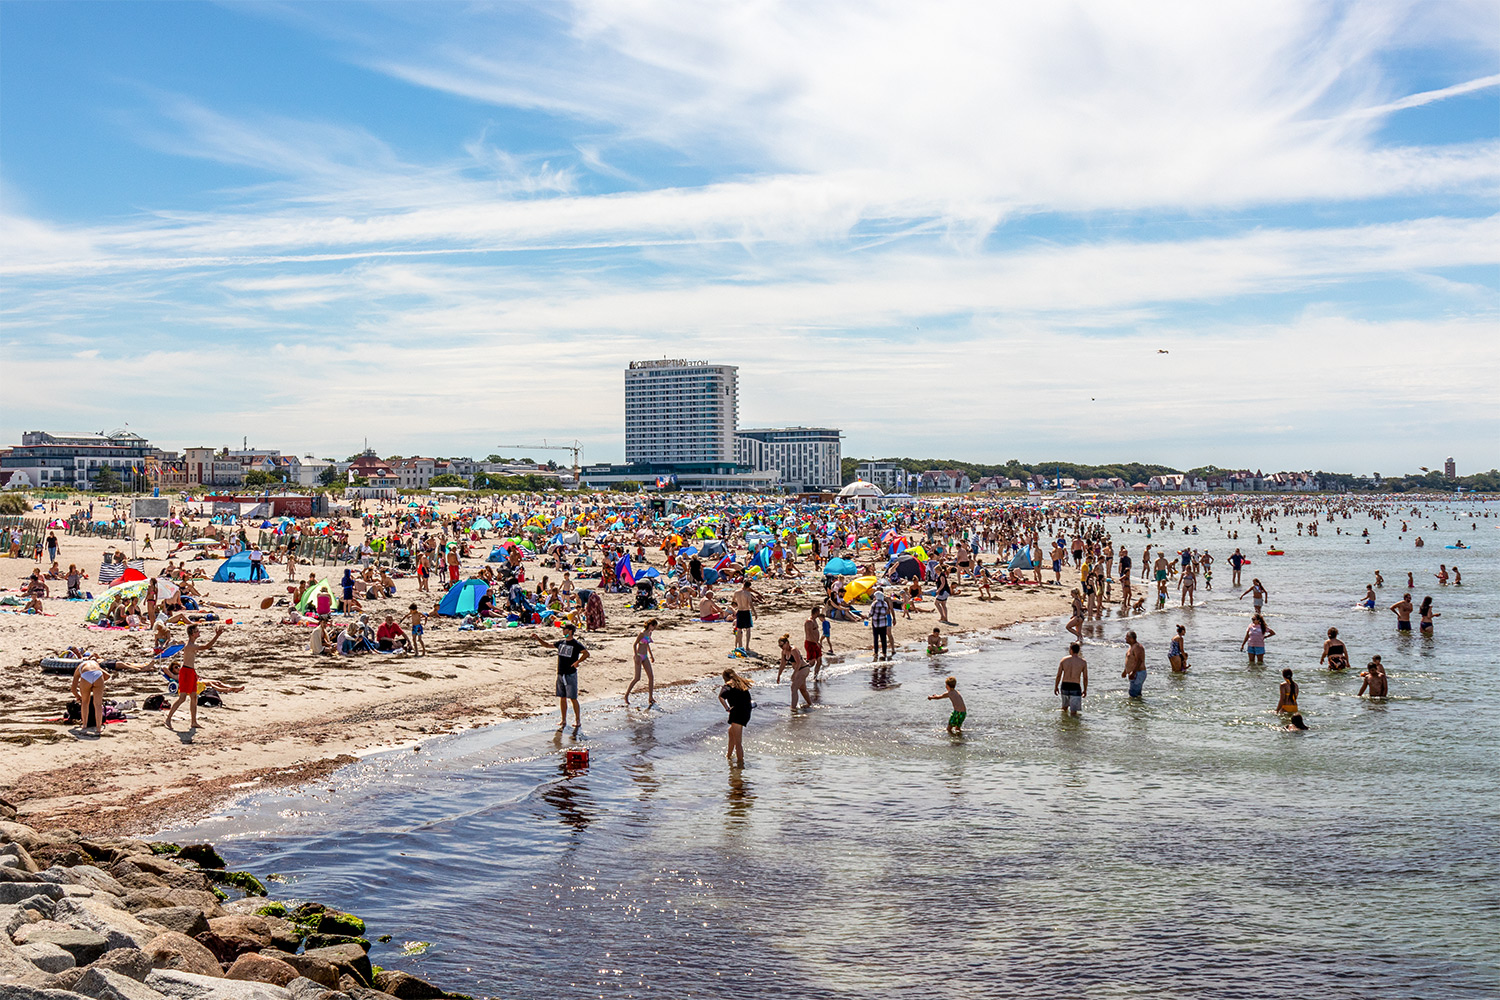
[584,592,606,631]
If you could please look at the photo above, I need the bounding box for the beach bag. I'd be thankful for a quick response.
[143,694,167,711]
[198,689,223,708]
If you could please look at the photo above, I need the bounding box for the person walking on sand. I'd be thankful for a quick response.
[928,675,966,733]
[164,623,225,730]
[406,603,427,656]
[731,580,761,652]
[719,668,753,766]
[1122,630,1146,697]
[533,623,588,730]
[1056,643,1088,716]
[626,618,657,706]
[775,635,813,710]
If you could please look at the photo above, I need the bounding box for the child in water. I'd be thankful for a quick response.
[928,676,966,734]
[927,628,947,654]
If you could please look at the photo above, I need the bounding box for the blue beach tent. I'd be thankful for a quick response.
[212,551,267,582]
[438,578,489,616]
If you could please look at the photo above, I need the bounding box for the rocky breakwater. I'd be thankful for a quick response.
[0,821,467,1000]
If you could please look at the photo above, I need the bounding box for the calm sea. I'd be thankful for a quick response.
[173,502,1499,998]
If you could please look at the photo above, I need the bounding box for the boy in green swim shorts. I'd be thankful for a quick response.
[928,675,967,733]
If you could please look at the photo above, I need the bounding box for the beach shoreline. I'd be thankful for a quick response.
[0,519,1067,836]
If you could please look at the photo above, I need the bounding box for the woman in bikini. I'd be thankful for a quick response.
[71,659,112,736]
[1320,627,1350,670]
[1277,668,1299,715]
[625,619,657,706]
[775,634,813,710]
[1167,624,1189,671]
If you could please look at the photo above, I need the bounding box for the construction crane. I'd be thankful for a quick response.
[495,440,584,486]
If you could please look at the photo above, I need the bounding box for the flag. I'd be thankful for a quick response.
[713,552,733,573]
[616,554,635,587]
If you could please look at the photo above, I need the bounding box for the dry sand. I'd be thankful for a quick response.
[0,508,1068,835]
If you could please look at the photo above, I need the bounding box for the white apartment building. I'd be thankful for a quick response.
[736,428,842,492]
[625,360,739,465]
[856,461,914,494]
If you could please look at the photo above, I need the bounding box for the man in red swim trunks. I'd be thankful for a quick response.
[803,607,824,676]
[165,622,224,730]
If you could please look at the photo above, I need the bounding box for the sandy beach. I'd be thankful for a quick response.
[0,507,1067,835]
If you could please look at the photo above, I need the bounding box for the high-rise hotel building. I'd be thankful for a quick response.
[624,360,739,465]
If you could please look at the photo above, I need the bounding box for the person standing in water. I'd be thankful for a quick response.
[928,675,967,733]
[1240,578,1269,613]
[533,623,588,730]
[1055,642,1088,716]
[1122,630,1146,697]
[719,668,753,766]
[1229,548,1245,587]
[625,618,656,706]
[1359,656,1388,698]
[1167,624,1189,672]
[1390,593,1414,633]
[1277,668,1299,714]
[1418,595,1440,634]
[1320,627,1350,670]
[1241,614,1274,666]
[775,635,813,710]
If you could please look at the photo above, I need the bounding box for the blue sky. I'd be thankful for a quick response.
[1,0,1496,473]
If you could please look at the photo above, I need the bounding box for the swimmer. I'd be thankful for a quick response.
[928,675,966,733]
[1362,584,1377,609]
[1284,714,1309,732]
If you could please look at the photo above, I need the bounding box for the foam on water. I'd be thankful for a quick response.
[172,504,1500,998]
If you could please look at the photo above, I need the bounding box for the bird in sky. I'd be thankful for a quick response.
[1157,349,1170,354]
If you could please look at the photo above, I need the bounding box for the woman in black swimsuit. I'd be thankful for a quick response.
[1320,627,1350,670]
[719,668,753,767]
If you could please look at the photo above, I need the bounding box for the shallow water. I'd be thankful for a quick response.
[175,502,1499,998]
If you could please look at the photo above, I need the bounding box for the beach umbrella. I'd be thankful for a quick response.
[890,554,925,580]
[822,557,859,577]
[473,517,494,530]
[843,576,878,603]
[83,579,150,623]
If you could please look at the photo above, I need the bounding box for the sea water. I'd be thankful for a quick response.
[174,504,1499,998]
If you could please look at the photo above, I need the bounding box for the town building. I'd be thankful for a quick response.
[735,427,842,492]
[625,360,739,465]
[182,448,249,487]
[1,430,171,491]
[855,461,915,494]
[1445,457,1456,479]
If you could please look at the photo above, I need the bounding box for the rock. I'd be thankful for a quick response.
[76,843,128,867]
[0,987,86,1000]
[134,911,207,940]
[0,884,64,906]
[14,943,75,974]
[295,939,365,956]
[13,925,109,965]
[196,876,261,901]
[0,821,42,850]
[145,969,292,1000]
[40,869,125,899]
[309,915,361,940]
[203,918,297,957]
[121,893,220,921]
[140,934,221,980]
[295,948,367,990]
[0,869,43,885]
[369,973,444,1000]
[167,851,222,874]
[50,898,157,951]
[116,861,186,883]
[26,849,83,872]
[0,845,40,875]
[46,967,88,991]
[343,988,397,1000]
[224,955,298,988]
[74,968,167,1000]
[114,876,168,893]
[273,958,335,990]
[283,978,344,1000]
[86,950,154,983]
[0,801,15,822]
